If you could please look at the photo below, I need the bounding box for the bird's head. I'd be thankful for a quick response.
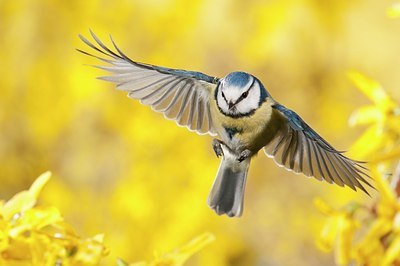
[216,72,269,117]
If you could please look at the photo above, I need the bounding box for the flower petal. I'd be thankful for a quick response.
[347,71,396,110]
[172,232,215,265]
[316,215,341,252]
[2,172,52,221]
[349,125,384,158]
[335,215,358,265]
[371,165,397,205]
[381,236,400,266]
[2,191,36,221]
[8,207,63,238]
[371,145,400,164]
[29,171,51,199]
[349,106,383,126]
[314,198,334,215]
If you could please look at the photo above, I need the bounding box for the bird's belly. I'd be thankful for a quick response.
[225,128,267,154]
[218,116,272,155]
[210,98,278,155]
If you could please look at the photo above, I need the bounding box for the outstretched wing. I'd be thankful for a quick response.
[78,30,219,136]
[264,104,373,194]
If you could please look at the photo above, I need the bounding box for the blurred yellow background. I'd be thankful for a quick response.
[1,0,400,265]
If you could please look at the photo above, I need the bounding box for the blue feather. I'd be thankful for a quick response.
[224,72,252,89]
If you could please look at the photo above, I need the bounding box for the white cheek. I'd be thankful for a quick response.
[217,90,229,112]
[236,88,260,114]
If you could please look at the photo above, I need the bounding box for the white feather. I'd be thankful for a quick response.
[217,75,261,116]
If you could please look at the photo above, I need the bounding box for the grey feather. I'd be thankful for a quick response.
[208,144,250,217]
[77,31,218,136]
[264,104,374,194]
[196,95,205,130]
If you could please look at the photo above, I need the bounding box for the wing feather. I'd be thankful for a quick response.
[196,95,205,133]
[310,140,325,182]
[187,89,198,129]
[78,31,219,136]
[177,85,194,125]
[280,129,294,167]
[289,130,299,170]
[305,137,316,178]
[264,104,374,194]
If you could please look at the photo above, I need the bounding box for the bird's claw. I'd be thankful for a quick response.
[212,139,224,158]
[237,149,251,162]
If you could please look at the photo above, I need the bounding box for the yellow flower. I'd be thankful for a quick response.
[371,165,399,218]
[353,218,392,265]
[342,72,400,264]
[0,172,108,265]
[381,236,400,266]
[72,234,109,266]
[1,171,51,221]
[347,72,397,112]
[347,71,400,161]
[314,198,359,265]
[324,164,400,266]
[119,233,215,266]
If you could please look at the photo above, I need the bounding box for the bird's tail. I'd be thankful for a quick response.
[207,145,251,217]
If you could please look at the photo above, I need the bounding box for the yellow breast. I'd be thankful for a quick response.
[209,97,278,153]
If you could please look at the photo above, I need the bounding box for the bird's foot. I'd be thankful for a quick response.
[237,149,251,162]
[212,139,225,158]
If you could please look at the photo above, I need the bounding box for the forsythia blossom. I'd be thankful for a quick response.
[315,72,400,266]
[315,166,400,266]
[0,172,214,265]
[0,172,108,265]
[347,71,400,162]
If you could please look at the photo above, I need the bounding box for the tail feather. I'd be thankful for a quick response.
[207,145,251,217]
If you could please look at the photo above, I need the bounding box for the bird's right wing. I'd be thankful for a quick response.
[78,31,219,136]
[263,104,374,194]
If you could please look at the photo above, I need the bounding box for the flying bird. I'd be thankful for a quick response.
[78,31,373,217]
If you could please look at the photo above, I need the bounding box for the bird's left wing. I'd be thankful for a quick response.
[263,103,374,194]
[78,31,219,136]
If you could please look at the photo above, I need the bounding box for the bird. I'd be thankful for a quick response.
[77,30,373,217]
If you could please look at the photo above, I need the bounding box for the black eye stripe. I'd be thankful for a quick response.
[217,77,256,107]
[221,91,228,104]
[234,85,253,105]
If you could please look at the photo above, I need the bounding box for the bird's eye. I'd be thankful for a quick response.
[242,91,248,98]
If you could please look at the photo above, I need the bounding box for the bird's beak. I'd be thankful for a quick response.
[228,102,235,109]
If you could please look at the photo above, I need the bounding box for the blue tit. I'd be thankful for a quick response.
[78,31,373,217]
